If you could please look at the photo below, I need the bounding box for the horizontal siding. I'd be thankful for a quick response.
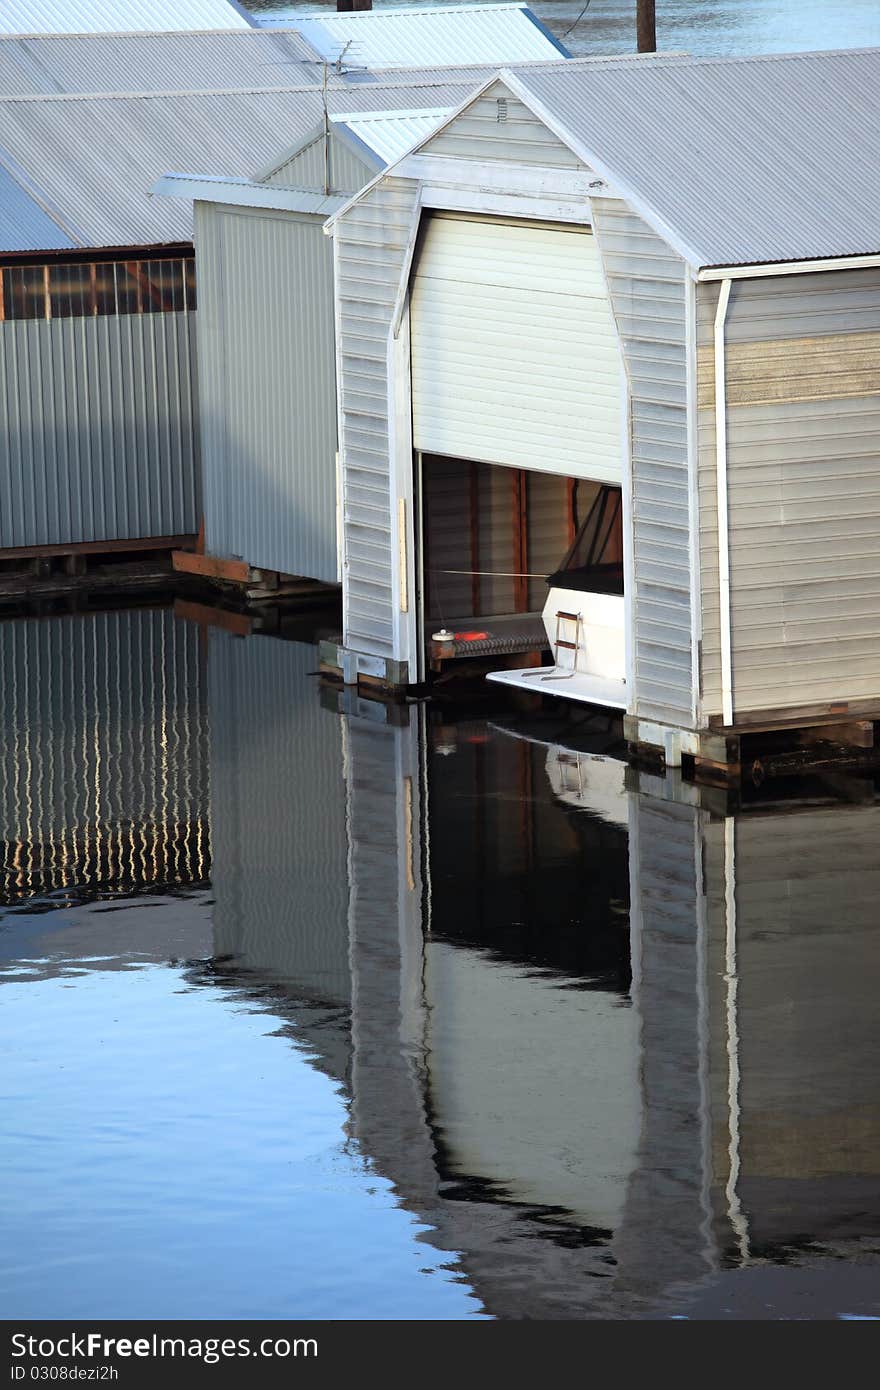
[337,176,420,658]
[422,81,588,168]
[698,329,880,407]
[0,311,199,548]
[593,199,694,726]
[696,268,880,344]
[195,202,338,582]
[699,271,880,718]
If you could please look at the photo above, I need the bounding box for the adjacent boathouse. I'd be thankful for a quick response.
[155,6,568,585]
[326,48,880,764]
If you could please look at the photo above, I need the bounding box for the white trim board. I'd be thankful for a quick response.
[420,184,590,223]
[396,153,613,199]
[153,173,344,216]
[698,253,880,280]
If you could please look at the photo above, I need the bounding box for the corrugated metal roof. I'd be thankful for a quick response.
[0,29,322,95]
[332,106,453,165]
[510,48,880,267]
[0,78,482,251]
[0,0,253,32]
[290,4,567,70]
[0,160,73,249]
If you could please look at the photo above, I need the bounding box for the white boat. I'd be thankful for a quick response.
[488,484,626,710]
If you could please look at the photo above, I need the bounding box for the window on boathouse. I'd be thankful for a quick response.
[0,256,196,322]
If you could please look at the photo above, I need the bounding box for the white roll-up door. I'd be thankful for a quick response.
[410,213,623,483]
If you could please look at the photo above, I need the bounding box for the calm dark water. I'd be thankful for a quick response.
[247,0,880,58]
[1,606,879,1320]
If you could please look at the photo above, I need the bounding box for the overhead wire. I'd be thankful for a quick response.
[561,0,595,40]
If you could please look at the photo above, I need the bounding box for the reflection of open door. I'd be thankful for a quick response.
[488,485,627,709]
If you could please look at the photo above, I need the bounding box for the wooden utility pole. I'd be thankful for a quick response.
[637,0,656,52]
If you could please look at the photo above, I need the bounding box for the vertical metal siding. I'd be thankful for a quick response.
[266,132,374,197]
[592,199,694,727]
[195,201,338,582]
[336,175,421,657]
[423,82,586,167]
[698,270,880,719]
[0,608,209,905]
[207,632,351,1005]
[0,310,199,548]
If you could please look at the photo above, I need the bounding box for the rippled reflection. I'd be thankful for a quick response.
[1,609,879,1319]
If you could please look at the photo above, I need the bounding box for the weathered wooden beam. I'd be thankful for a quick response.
[708,698,880,733]
[0,534,195,561]
[799,719,874,749]
[171,550,250,583]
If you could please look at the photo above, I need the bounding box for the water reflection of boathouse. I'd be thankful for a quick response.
[206,630,880,1318]
[0,608,209,907]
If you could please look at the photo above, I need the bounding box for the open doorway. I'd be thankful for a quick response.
[417,452,624,706]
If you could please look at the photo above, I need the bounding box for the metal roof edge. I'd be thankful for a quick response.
[521,7,571,58]
[225,0,258,27]
[328,120,387,174]
[698,253,880,280]
[152,171,345,216]
[500,66,707,268]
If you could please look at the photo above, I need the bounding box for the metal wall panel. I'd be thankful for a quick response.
[423,80,585,167]
[265,131,374,196]
[336,175,421,657]
[698,272,880,719]
[207,632,351,1007]
[0,608,209,905]
[0,310,199,548]
[411,213,623,481]
[195,201,338,582]
[592,198,694,727]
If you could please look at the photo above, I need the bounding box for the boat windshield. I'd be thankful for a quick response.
[547,484,624,595]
